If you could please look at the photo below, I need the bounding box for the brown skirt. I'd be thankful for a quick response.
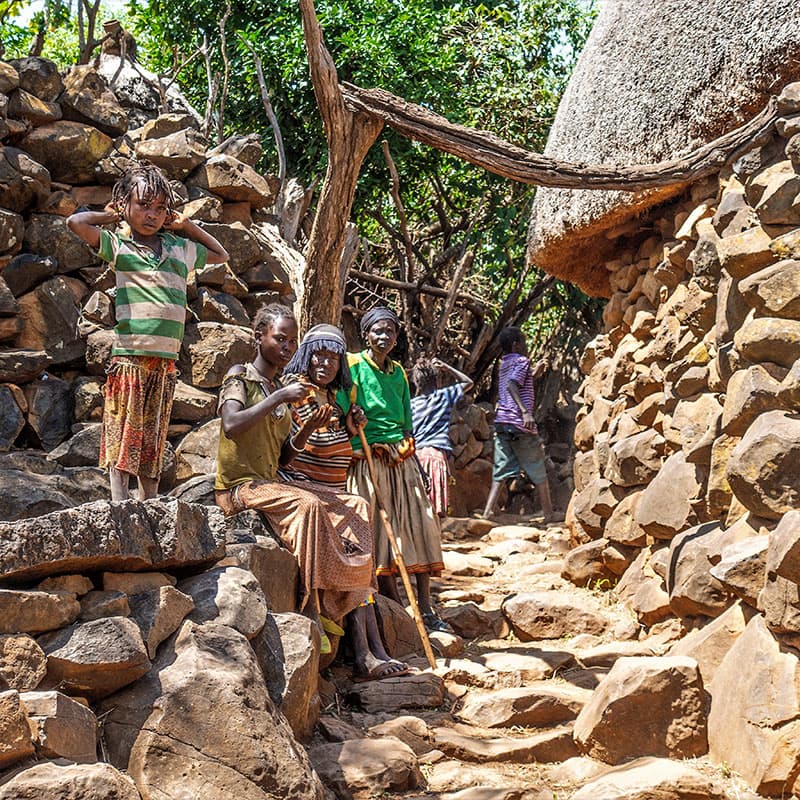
[100,355,177,479]
[216,479,376,621]
[348,449,444,577]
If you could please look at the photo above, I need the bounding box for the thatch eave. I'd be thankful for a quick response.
[528,0,800,297]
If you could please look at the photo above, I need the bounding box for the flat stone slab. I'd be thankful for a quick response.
[347,671,445,713]
[0,498,225,583]
[433,723,578,763]
[458,683,592,728]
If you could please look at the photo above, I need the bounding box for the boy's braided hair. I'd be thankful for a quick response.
[111,161,175,215]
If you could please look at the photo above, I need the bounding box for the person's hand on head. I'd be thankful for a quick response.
[163,209,187,232]
[104,201,122,222]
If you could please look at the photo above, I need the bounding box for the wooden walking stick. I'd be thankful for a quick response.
[357,427,437,670]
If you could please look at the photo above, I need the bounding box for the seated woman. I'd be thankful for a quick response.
[214,304,376,660]
[282,323,408,681]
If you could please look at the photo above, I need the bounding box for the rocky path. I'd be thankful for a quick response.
[308,515,762,800]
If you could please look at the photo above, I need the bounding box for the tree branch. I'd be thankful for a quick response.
[341,83,780,191]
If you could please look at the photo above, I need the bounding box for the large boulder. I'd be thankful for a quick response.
[186,154,277,208]
[666,522,730,618]
[0,758,141,799]
[708,614,800,795]
[101,620,324,799]
[60,64,128,137]
[634,452,706,539]
[574,656,708,764]
[726,410,800,519]
[15,276,88,367]
[250,612,320,742]
[178,322,253,388]
[0,498,225,582]
[37,616,151,699]
[21,121,113,184]
[502,591,610,640]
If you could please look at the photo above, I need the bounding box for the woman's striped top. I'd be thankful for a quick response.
[284,375,353,489]
[99,229,207,360]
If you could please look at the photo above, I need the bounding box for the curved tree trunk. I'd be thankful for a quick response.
[298,0,383,331]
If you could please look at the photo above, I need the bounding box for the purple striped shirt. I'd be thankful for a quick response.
[495,352,537,434]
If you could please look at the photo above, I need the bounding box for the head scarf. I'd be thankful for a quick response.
[360,306,400,338]
[284,323,352,391]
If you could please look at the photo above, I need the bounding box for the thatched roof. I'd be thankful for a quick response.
[527,0,800,297]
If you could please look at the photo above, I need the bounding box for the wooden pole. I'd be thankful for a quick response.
[357,428,437,670]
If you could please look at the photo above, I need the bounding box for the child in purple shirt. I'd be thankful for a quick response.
[482,326,556,522]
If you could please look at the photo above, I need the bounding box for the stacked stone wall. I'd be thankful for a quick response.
[564,81,800,795]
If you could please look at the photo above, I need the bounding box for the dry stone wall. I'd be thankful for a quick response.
[565,80,800,796]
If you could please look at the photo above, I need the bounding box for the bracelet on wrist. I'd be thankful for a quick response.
[288,436,303,453]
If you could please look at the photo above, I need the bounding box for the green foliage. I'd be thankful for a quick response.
[1,1,141,66]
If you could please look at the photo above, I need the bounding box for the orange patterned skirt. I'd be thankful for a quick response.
[100,356,178,479]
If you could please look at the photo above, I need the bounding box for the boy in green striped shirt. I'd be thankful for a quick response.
[68,162,229,501]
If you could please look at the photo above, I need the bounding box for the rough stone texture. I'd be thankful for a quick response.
[666,523,730,618]
[709,615,800,795]
[573,656,708,764]
[765,509,800,583]
[102,620,323,800]
[0,634,46,691]
[0,590,80,635]
[309,737,420,798]
[178,565,267,639]
[0,689,35,768]
[709,535,769,605]
[127,585,195,659]
[526,0,800,295]
[439,602,505,640]
[571,757,730,800]
[502,591,610,640]
[78,589,129,621]
[250,612,320,742]
[21,120,113,184]
[223,523,300,613]
[668,601,751,691]
[739,259,800,318]
[604,429,665,487]
[0,761,141,799]
[37,616,151,699]
[726,410,800,519]
[347,672,445,713]
[457,684,591,729]
[432,723,578,764]
[0,498,225,582]
[634,452,706,539]
[375,595,424,659]
[734,317,800,368]
[178,322,253,388]
[22,689,97,762]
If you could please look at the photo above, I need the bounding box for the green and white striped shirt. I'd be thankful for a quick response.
[98,229,207,360]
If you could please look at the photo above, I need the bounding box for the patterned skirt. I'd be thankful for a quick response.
[215,479,376,621]
[348,445,444,578]
[99,356,178,479]
[417,446,450,517]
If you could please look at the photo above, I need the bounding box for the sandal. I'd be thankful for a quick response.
[422,611,454,634]
[352,660,410,683]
